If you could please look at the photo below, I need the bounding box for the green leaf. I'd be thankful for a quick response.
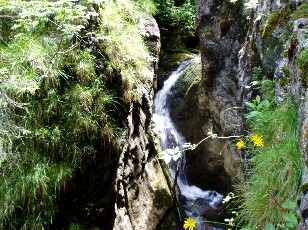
[282,201,297,210]
[255,95,261,104]
[265,223,275,230]
[245,102,256,109]
[283,213,298,228]
[257,99,270,111]
[245,111,261,119]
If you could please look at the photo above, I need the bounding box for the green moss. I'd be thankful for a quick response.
[203,27,212,37]
[279,76,290,86]
[220,4,229,15]
[300,182,308,193]
[282,65,290,78]
[263,36,279,51]
[262,12,280,39]
[153,187,172,210]
[292,3,308,20]
[158,52,194,76]
[262,4,293,39]
[298,48,308,87]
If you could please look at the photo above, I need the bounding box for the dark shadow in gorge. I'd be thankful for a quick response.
[52,148,119,230]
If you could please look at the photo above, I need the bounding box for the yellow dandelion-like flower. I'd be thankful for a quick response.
[251,134,263,147]
[183,217,196,230]
[236,139,245,150]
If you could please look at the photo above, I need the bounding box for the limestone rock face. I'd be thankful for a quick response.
[113,17,174,230]
[195,0,248,185]
[113,85,173,230]
[139,17,161,85]
[195,0,308,193]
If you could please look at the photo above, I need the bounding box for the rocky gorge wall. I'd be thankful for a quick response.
[111,0,308,227]
[167,0,249,193]
[157,0,306,224]
[57,1,307,228]
[193,0,308,225]
[113,18,177,230]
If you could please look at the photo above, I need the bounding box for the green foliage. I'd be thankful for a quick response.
[97,0,153,104]
[250,67,275,102]
[261,4,293,39]
[292,3,308,20]
[282,66,290,79]
[282,201,298,229]
[153,0,196,50]
[0,31,120,228]
[237,99,302,229]
[0,0,155,228]
[262,12,280,39]
[279,66,290,86]
[154,0,196,32]
[132,0,157,16]
[251,66,262,81]
[245,95,270,121]
[297,48,308,87]
[0,0,97,39]
[259,78,275,102]
[69,222,84,230]
[220,4,229,15]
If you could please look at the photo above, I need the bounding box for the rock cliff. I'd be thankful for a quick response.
[194,0,308,225]
[113,17,176,230]
[170,0,249,191]
[157,0,305,196]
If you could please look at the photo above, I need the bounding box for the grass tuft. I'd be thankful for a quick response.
[237,99,302,228]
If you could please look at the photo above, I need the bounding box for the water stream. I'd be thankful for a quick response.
[153,58,224,229]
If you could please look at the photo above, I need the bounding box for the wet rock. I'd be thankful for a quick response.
[113,16,175,230]
[167,57,232,193]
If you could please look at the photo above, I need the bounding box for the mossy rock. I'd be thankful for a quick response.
[298,48,308,87]
[262,4,294,39]
[159,52,195,74]
[301,182,308,193]
[157,52,196,89]
[293,3,308,20]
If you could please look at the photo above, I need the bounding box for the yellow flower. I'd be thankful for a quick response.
[251,134,263,147]
[183,217,196,230]
[236,139,245,149]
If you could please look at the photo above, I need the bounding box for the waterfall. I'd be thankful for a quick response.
[153,57,224,229]
[153,60,188,184]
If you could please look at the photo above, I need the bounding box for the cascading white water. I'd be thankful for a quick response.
[152,61,186,150]
[153,60,188,184]
[153,57,224,229]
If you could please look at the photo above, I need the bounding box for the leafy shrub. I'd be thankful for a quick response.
[153,0,196,48]
[0,0,155,228]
